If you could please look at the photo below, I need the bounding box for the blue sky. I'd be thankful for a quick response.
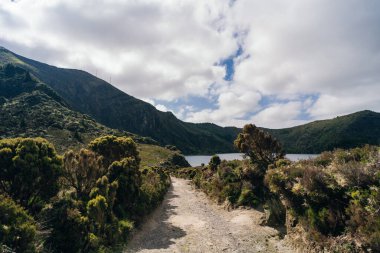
[1,0,380,128]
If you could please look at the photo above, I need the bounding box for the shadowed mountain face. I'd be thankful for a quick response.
[1,47,379,154]
[0,47,240,154]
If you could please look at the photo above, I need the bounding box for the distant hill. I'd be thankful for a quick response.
[0,47,239,154]
[268,110,380,153]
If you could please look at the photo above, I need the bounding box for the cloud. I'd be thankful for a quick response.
[0,0,237,101]
[230,0,380,121]
[1,0,380,128]
[139,98,168,112]
[185,89,261,126]
[250,102,308,129]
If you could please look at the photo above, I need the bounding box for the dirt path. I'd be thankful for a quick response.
[125,177,294,253]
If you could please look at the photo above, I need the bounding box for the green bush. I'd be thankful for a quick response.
[139,167,170,214]
[174,167,199,179]
[263,196,286,226]
[43,198,89,252]
[0,135,173,252]
[0,194,37,253]
[89,135,140,167]
[237,184,259,207]
[62,149,105,200]
[169,153,191,168]
[266,146,380,250]
[209,155,221,171]
[234,124,284,172]
[44,136,170,252]
[0,137,62,213]
[108,158,141,219]
[346,187,380,251]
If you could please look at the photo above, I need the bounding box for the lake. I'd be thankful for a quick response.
[185,153,319,167]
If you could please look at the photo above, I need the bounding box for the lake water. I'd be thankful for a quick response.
[185,153,319,167]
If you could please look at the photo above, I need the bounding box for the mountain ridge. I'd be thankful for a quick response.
[267,110,380,153]
[0,47,379,154]
[0,47,240,154]
[0,63,120,152]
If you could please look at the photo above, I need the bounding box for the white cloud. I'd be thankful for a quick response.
[250,102,308,129]
[230,0,380,122]
[155,104,168,112]
[0,0,237,101]
[185,89,261,126]
[308,88,380,119]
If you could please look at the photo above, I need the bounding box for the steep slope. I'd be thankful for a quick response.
[0,64,119,152]
[0,47,239,154]
[268,110,380,153]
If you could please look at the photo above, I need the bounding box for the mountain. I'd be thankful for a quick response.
[268,110,380,153]
[0,47,239,154]
[1,47,378,155]
[0,63,123,152]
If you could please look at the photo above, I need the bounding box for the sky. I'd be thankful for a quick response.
[1,0,380,128]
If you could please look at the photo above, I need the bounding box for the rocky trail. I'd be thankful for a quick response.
[125,177,294,253]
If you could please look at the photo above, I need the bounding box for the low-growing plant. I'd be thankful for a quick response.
[266,145,380,251]
[0,136,171,252]
[0,194,37,253]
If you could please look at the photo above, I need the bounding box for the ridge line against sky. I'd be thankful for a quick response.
[1,0,380,129]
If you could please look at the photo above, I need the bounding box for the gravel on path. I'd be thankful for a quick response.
[125,177,294,253]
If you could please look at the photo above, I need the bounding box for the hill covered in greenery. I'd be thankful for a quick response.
[1,47,378,154]
[0,64,189,252]
[268,110,380,153]
[0,64,121,152]
[0,47,239,154]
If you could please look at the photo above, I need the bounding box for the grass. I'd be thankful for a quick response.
[138,144,177,168]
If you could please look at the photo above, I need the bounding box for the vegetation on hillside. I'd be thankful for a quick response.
[1,47,379,252]
[0,136,171,252]
[266,145,380,252]
[0,47,240,154]
[176,125,380,252]
[1,48,379,155]
[0,63,168,155]
[0,64,119,152]
[268,110,380,153]
[176,125,285,213]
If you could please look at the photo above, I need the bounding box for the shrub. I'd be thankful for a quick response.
[62,149,105,200]
[209,155,221,171]
[169,153,190,168]
[108,158,141,218]
[237,182,259,207]
[234,124,284,172]
[87,195,108,230]
[346,187,380,251]
[266,146,380,250]
[313,151,334,166]
[43,198,89,253]
[263,196,286,226]
[118,219,134,238]
[139,167,170,214]
[0,137,62,213]
[0,194,37,253]
[88,135,140,167]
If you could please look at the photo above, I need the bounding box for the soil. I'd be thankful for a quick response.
[125,177,294,253]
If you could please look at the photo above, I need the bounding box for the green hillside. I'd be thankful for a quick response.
[0,64,119,152]
[1,47,378,154]
[0,47,239,154]
[268,110,380,153]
